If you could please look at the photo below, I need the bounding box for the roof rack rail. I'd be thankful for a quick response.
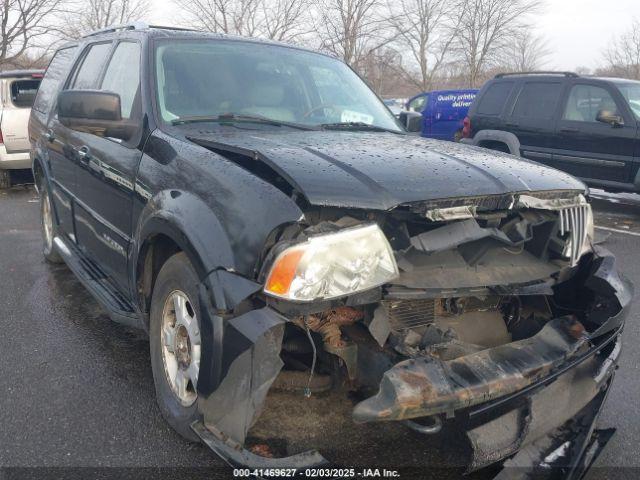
[147,24,199,32]
[84,22,148,37]
[83,22,199,38]
[494,71,579,79]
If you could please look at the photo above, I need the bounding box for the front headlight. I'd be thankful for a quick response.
[264,224,399,302]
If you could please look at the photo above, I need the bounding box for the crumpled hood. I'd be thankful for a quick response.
[186,130,586,211]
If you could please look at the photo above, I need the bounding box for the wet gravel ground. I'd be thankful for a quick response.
[1,184,639,479]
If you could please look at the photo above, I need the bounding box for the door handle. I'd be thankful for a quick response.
[560,127,579,133]
[77,146,91,164]
[505,122,519,127]
[44,130,55,142]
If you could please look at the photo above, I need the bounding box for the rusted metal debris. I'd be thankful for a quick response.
[352,316,588,423]
[294,307,363,348]
[249,444,275,458]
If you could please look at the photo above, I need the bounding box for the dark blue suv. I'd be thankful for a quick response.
[463,72,640,193]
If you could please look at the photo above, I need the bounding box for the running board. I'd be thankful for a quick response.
[53,236,141,328]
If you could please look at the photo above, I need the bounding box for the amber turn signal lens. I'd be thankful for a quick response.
[265,249,304,296]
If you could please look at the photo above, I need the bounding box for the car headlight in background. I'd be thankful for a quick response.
[264,224,399,302]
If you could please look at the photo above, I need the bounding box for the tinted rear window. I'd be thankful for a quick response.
[476,81,514,115]
[33,46,78,114]
[512,82,562,119]
[10,79,40,108]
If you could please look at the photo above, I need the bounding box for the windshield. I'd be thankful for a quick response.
[154,39,402,131]
[616,82,640,120]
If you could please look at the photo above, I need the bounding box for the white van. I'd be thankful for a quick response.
[0,69,43,188]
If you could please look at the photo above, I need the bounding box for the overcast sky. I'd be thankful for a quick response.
[148,0,640,71]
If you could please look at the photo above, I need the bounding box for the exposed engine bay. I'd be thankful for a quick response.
[194,192,630,473]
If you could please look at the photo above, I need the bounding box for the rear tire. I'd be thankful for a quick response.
[0,170,10,189]
[40,183,63,264]
[150,252,202,442]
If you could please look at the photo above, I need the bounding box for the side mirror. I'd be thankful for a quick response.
[399,111,423,133]
[57,90,136,141]
[596,109,624,127]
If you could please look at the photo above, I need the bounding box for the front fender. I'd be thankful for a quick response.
[133,189,235,281]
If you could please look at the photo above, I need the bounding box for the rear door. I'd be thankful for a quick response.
[1,77,41,153]
[30,46,79,237]
[66,40,144,291]
[506,80,564,166]
[553,82,635,184]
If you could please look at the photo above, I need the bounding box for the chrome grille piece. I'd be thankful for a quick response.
[382,299,435,330]
[558,204,589,266]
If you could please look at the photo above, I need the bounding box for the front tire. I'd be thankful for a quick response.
[40,183,63,264]
[150,252,202,442]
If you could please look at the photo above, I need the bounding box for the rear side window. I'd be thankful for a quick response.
[33,46,78,114]
[101,42,141,119]
[69,42,112,89]
[10,79,41,108]
[476,81,514,115]
[512,82,562,120]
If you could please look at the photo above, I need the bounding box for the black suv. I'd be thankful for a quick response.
[29,25,632,474]
[462,72,640,193]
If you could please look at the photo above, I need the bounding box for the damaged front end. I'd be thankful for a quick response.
[192,191,632,477]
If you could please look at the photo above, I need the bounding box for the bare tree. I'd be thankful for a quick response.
[454,0,542,87]
[175,0,309,41]
[603,19,640,80]
[359,47,402,94]
[502,29,549,72]
[63,0,151,38]
[0,0,68,67]
[262,0,310,41]
[388,0,460,92]
[316,0,394,70]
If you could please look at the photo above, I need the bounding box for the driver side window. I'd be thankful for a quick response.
[101,42,141,120]
[563,85,619,123]
[408,95,427,112]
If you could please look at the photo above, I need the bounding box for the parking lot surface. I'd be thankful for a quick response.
[1,185,639,478]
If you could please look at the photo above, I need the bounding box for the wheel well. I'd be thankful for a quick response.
[137,234,182,316]
[478,140,511,153]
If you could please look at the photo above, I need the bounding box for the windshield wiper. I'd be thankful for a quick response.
[171,113,317,131]
[320,121,404,134]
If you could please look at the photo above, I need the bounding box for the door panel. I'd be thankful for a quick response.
[32,46,79,239]
[506,80,563,165]
[554,83,634,183]
[71,131,142,288]
[70,41,143,292]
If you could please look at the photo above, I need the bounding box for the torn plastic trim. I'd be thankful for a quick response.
[191,421,327,469]
[352,316,589,423]
[204,267,262,312]
[412,191,586,221]
[517,193,587,211]
[425,205,478,221]
[409,217,527,254]
[405,190,583,217]
[197,306,286,444]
